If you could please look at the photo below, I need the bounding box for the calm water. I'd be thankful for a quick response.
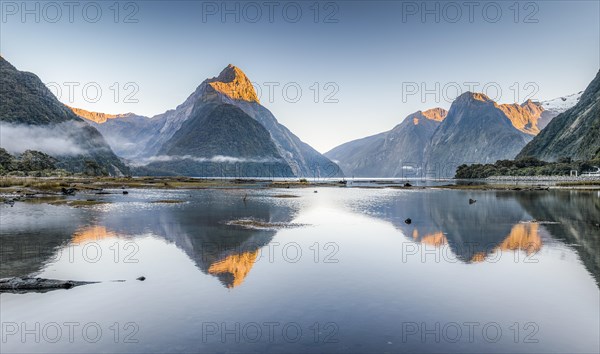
[1,188,599,353]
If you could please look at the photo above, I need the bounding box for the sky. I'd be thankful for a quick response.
[1,0,599,153]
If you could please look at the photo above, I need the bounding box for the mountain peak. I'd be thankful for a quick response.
[456,91,494,103]
[205,64,259,103]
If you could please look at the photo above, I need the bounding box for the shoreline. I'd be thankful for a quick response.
[1,176,599,205]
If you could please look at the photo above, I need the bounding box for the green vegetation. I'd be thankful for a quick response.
[0,148,119,177]
[455,156,600,179]
[517,70,600,161]
[0,148,70,177]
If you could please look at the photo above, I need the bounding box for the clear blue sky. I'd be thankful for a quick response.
[1,0,599,152]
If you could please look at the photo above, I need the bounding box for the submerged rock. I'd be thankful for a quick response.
[226,218,308,230]
[0,277,97,293]
[61,187,77,195]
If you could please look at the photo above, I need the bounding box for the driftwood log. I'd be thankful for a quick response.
[0,277,98,293]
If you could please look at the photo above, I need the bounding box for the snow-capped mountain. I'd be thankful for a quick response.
[539,91,583,113]
[534,92,583,129]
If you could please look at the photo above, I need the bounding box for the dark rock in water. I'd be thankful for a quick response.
[0,277,97,293]
[61,187,77,195]
[404,182,412,187]
[404,218,412,224]
[123,191,129,195]
[469,198,477,204]
[136,276,146,281]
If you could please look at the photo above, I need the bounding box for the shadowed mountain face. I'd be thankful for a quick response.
[142,103,293,177]
[518,70,600,161]
[424,92,534,177]
[0,57,128,175]
[72,65,341,177]
[325,109,447,177]
[69,107,158,160]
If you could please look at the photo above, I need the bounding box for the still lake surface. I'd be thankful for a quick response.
[1,187,599,353]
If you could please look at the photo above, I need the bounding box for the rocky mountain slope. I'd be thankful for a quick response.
[325,109,447,177]
[424,92,534,177]
[518,70,600,161]
[0,56,128,175]
[143,103,292,176]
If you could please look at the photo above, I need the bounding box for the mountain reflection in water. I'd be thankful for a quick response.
[351,189,598,284]
[0,190,299,288]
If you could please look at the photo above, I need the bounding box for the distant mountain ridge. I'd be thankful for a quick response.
[68,107,137,124]
[0,56,128,175]
[326,87,581,178]
[325,108,447,177]
[72,65,341,177]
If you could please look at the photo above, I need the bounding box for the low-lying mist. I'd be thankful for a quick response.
[134,155,284,166]
[0,122,84,156]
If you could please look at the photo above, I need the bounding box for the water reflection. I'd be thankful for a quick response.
[515,191,600,284]
[71,225,119,243]
[1,190,299,288]
[1,188,598,353]
[0,203,92,277]
[351,189,598,283]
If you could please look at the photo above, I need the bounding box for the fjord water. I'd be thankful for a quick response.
[1,188,598,353]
